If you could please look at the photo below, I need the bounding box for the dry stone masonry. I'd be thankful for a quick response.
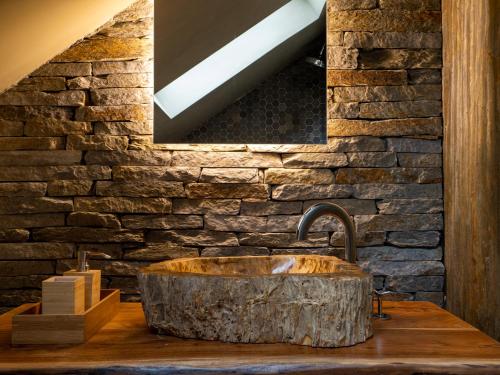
[0,0,443,312]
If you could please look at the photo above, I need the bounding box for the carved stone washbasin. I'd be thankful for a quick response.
[137,255,373,347]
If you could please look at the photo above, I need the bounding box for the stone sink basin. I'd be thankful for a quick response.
[137,255,373,347]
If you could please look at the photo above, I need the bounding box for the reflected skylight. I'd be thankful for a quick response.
[154,0,326,119]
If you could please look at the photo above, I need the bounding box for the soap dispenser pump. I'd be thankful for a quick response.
[64,250,111,310]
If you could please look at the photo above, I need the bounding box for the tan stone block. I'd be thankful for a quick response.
[75,104,152,121]
[327,47,358,69]
[15,77,66,91]
[172,199,240,215]
[0,214,65,228]
[90,88,152,105]
[0,229,30,242]
[328,0,377,11]
[91,72,151,89]
[205,215,267,232]
[359,101,442,119]
[343,32,441,49]
[387,138,442,153]
[347,152,397,167]
[0,197,73,214]
[264,168,335,184]
[33,227,144,243]
[359,260,444,278]
[201,246,269,257]
[0,261,54,276]
[24,120,92,136]
[95,181,185,197]
[66,77,92,89]
[238,232,329,248]
[146,230,239,247]
[336,167,442,184]
[408,69,441,84]
[123,243,198,261]
[47,180,93,196]
[247,137,385,153]
[333,85,441,103]
[240,201,303,216]
[113,0,153,22]
[185,183,269,200]
[92,60,153,75]
[0,137,64,150]
[66,135,129,151]
[161,144,246,151]
[282,153,348,168]
[359,49,442,69]
[266,215,341,232]
[0,275,47,289]
[97,18,152,38]
[0,243,74,260]
[0,120,23,136]
[379,0,441,10]
[67,212,121,228]
[200,168,259,183]
[0,91,85,106]
[355,213,443,232]
[171,151,281,168]
[53,38,152,62]
[327,70,407,87]
[74,197,171,213]
[327,102,360,119]
[272,184,352,200]
[85,150,171,166]
[377,198,443,214]
[31,63,91,77]
[0,106,72,121]
[127,135,159,150]
[77,244,122,259]
[397,153,442,167]
[327,31,343,46]
[0,165,109,181]
[328,10,441,32]
[352,183,442,199]
[330,230,386,247]
[328,118,442,137]
[113,166,199,182]
[121,214,202,229]
[57,259,146,277]
[0,182,46,197]
[303,199,377,215]
[272,247,344,257]
[94,121,152,135]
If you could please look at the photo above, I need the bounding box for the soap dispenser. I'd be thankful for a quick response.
[64,250,111,310]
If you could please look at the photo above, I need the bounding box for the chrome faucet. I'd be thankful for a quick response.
[296,203,357,264]
[77,250,111,272]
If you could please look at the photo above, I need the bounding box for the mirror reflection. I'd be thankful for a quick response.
[154,0,327,144]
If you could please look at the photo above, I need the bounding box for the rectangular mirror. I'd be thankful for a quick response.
[154,0,327,144]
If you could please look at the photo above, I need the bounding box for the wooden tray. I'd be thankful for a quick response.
[11,289,120,345]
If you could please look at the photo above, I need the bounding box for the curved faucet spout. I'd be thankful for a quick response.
[296,203,357,264]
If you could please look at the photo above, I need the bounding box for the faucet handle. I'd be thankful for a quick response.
[372,289,394,320]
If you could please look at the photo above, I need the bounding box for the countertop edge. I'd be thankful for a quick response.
[1,358,500,374]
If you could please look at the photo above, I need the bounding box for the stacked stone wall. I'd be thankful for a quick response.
[0,0,444,311]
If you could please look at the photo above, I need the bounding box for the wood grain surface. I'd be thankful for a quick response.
[10,289,119,345]
[0,301,499,374]
[443,0,500,340]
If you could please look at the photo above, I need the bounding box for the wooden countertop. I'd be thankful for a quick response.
[0,302,499,374]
